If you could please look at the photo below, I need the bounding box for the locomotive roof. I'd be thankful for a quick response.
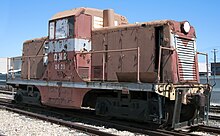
[24,37,48,44]
[93,20,173,32]
[93,19,196,39]
[50,7,128,22]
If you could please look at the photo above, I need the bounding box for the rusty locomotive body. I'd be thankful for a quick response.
[7,7,211,129]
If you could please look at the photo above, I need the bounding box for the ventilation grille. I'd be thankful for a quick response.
[176,37,196,81]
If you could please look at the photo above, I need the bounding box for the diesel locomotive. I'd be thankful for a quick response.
[7,7,211,129]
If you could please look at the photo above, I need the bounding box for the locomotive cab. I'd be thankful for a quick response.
[46,14,92,81]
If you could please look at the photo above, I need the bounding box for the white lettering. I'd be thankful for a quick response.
[60,64,65,70]
[63,52,67,60]
[54,54,58,61]
[55,64,58,70]
[59,53,63,61]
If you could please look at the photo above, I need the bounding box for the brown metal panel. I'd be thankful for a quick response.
[75,14,92,39]
[21,37,47,79]
[42,51,84,82]
[118,26,156,82]
[138,26,155,72]
[106,31,122,81]
[117,72,157,83]
[76,54,91,81]
[92,25,157,82]
[38,86,90,109]
[21,57,28,79]
[91,33,107,80]
[91,20,198,83]
[160,25,175,83]
[121,28,138,73]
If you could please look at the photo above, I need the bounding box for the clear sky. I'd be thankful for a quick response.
[0,0,219,62]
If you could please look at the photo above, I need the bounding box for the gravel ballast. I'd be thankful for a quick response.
[0,109,141,136]
[1,107,220,136]
[0,109,89,136]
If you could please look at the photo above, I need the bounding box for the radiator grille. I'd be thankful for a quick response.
[176,37,196,81]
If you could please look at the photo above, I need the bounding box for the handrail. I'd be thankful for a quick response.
[8,47,141,82]
[157,46,175,83]
[197,52,209,84]
[7,57,22,80]
[76,47,140,82]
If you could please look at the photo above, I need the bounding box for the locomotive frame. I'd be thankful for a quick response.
[6,7,211,129]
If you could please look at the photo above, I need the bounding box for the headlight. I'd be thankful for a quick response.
[182,21,191,33]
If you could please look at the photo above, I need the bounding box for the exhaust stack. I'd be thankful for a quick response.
[103,9,114,27]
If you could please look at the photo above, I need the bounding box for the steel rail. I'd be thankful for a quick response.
[197,125,220,135]
[0,91,210,136]
[209,115,220,120]
[0,100,193,136]
[0,106,116,136]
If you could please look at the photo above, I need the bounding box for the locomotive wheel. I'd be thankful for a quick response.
[95,98,112,116]
[96,101,109,115]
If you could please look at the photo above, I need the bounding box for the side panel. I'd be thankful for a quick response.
[75,14,92,39]
[91,26,157,82]
[106,31,122,80]
[38,86,90,108]
[91,33,107,80]
[160,25,176,83]
[39,14,93,109]
[21,37,47,79]
[137,26,155,73]
[121,28,137,73]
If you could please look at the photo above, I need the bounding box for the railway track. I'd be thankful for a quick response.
[0,95,190,135]
[0,90,220,136]
[208,105,220,121]
[210,105,220,113]
[0,103,189,136]
[195,125,220,135]
[0,105,117,136]
[209,115,220,121]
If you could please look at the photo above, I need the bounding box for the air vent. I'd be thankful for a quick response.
[176,37,197,81]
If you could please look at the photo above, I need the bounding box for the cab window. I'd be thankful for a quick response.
[49,17,74,40]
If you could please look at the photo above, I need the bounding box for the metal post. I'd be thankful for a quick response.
[157,47,162,83]
[197,52,209,84]
[12,58,15,79]
[137,47,140,83]
[172,89,182,129]
[212,49,217,76]
[12,87,15,98]
[157,46,174,83]
[206,53,209,84]
[206,92,210,125]
[158,95,162,124]
[6,57,9,80]
[28,57,30,80]
[197,52,211,124]
[102,53,105,81]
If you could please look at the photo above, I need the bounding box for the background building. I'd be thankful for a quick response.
[0,58,7,74]
[211,62,220,75]
[198,62,211,76]
[0,57,22,74]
